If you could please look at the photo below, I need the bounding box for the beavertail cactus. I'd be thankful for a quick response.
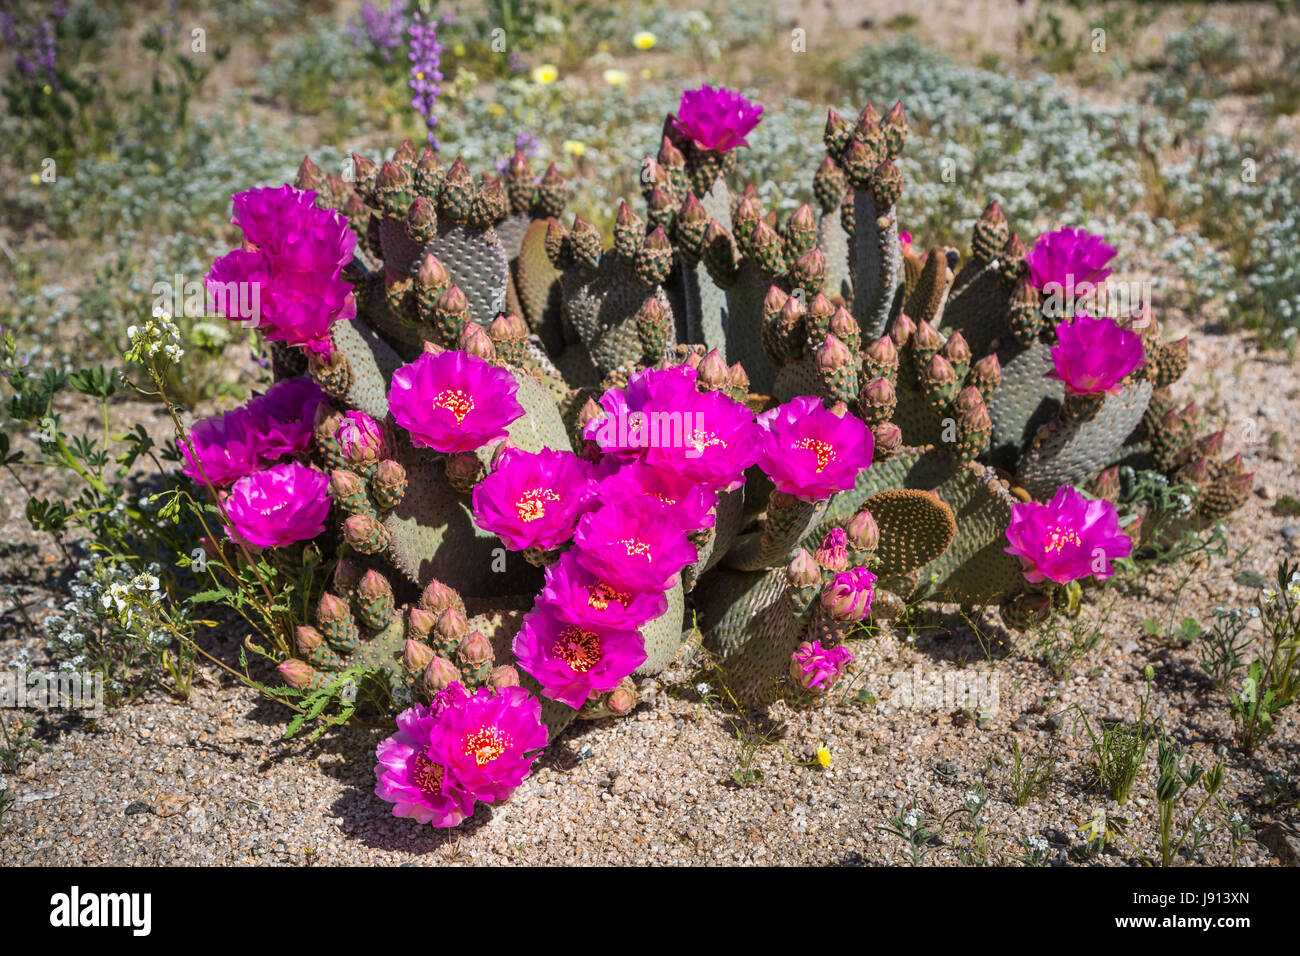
[190,91,1251,827]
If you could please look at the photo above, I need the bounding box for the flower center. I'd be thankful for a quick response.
[551,625,601,673]
[687,429,726,454]
[1044,525,1082,554]
[618,537,653,561]
[793,437,837,473]
[411,753,444,799]
[586,582,631,612]
[461,726,511,767]
[432,389,475,425]
[515,487,560,522]
[258,498,290,516]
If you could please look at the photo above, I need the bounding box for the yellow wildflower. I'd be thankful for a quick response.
[816,745,831,768]
[633,31,657,50]
[453,43,466,57]
[531,64,558,85]
[486,103,507,118]
[28,173,40,186]
[563,140,586,157]
[602,69,629,88]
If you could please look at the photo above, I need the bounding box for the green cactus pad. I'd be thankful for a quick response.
[697,566,803,707]
[327,316,404,421]
[382,447,545,597]
[848,187,901,341]
[1015,380,1153,499]
[986,336,1063,472]
[912,462,1025,605]
[561,255,669,378]
[634,577,687,676]
[860,487,956,577]
[513,218,566,352]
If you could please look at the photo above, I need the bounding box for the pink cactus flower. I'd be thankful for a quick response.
[513,606,647,710]
[1004,484,1133,584]
[224,462,331,548]
[1046,315,1145,395]
[426,684,548,803]
[583,365,700,461]
[756,396,874,501]
[206,185,357,354]
[471,447,596,551]
[334,410,386,462]
[789,640,855,692]
[572,499,699,593]
[596,460,718,532]
[539,551,669,631]
[820,566,877,621]
[673,85,764,153]
[374,700,477,827]
[1026,227,1117,291]
[245,376,328,459]
[388,349,524,453]
[181,407,266,486]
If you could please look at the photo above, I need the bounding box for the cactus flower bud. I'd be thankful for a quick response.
[787,547,821,589]
[404,639,435,674]
[488,664,521,689]
[889,313,915,349]
[407,606,437,641]
[419,578,460,615]
[820,566,876,621]
[423,656,460,692]
[279,659,318,690]
[436,606,468,644]
[816,528,849,572]
[458,629,494,665]
[698,349,730,389]
[816,333,853,372]
[335,411,386,466]
[845,509,880,556]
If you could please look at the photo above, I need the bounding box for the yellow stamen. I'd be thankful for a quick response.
[515,487,560,523]
[793,437,837,473]
[551,626,601,673]
[1044,525,1082,554]
[461,726,511,767]
[432,389,475,426]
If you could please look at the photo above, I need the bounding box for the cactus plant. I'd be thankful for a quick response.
[194,89,1251,827]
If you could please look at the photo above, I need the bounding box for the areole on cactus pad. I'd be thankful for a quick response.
[187,86,1251,827]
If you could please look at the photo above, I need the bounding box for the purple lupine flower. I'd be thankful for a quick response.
[408,9,444,149]
[349,1,408,63]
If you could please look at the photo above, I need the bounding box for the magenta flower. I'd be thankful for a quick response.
[585,369,761,492]
[673,85,764,153]
[572,499,699,593]
[596,460,718,532]
[374,700,476,827]
[224,462,331,548]
[245,376,328,459]
[181,407,265,486]
[426,684,548,801]
[789,640,855,692]
[471,447,596,551]
[1026,227,1117,291]
[539,551,669,630]
[583,365,700,462]
[334,410,386,461]
[206,185,357,354]
[1004,484,1133,585]
[513,606,647,709]
[389,350,524,453]
[820,566,877,621]
[756,396,874,501]
[1046,315,1145,395]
